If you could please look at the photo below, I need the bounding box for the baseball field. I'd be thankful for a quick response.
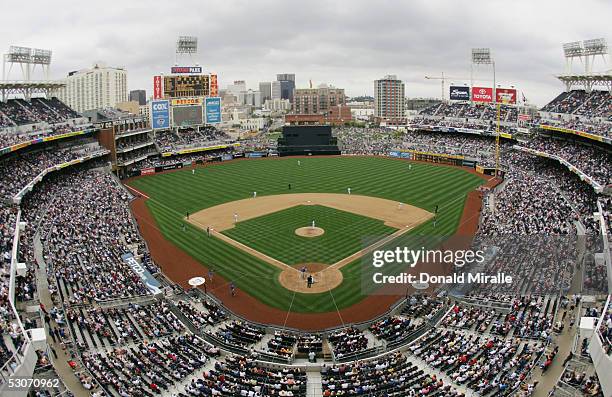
[126,156,485,326]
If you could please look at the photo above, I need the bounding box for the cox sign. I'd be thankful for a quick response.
[151,100,170,129]
[472,87,493,103]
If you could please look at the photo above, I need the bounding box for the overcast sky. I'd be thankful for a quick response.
[2,0,610,106]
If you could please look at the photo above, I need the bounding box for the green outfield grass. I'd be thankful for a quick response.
[128,156,483,313]
[223,205,397,265]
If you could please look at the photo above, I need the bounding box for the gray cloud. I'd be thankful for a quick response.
[1,0,610,106]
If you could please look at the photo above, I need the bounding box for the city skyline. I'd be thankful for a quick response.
[1,0,610,106]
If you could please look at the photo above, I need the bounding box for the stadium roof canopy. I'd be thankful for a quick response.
[0,80,65,101]
[555,73,612,92]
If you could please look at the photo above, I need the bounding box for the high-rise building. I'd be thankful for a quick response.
[271,81,282,100]
[276,73,295,102]
[129,89,146,106]
[57,63,128,113]
[293,84,346,114]
[237,90,262,107]
[227,80,247,97]
[246,90,262,108]
[259,82,272,101]
[263,98,291,112]
[374,75,405,124]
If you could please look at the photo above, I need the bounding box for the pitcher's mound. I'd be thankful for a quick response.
[295,226,325,237]
[278,263,343,293]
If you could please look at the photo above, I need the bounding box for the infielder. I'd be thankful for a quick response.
[253,191,257,198]
[233,213,238,224]
[347,187,351,195]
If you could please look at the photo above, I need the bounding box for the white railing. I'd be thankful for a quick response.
[590,294,612,397]
[0,209,35,389]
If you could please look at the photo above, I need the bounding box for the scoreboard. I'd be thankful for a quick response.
[163,75,210,98]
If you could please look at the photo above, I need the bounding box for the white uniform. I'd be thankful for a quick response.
[347,187,351,195]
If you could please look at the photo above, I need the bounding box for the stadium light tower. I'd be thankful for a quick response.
[2,46,52,81]
[562,41,584,74]
[582,38,608,74]
[471,48,495,103]
[175,36,198,65]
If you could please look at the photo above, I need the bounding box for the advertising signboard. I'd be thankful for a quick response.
[210,74,218,96]
[171,97,203,106]
[449,86,470,101]
[153,76,162,99]
[472,87,493,103]
[205,97,221,124]
[121,253,161,294]
[151,100,170,129]
[496,88,517,104]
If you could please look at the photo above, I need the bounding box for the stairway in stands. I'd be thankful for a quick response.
[306,371,323,397]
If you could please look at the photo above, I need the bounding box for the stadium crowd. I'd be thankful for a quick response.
[0,122,94,149]
[522,137,611,186]
[21,168,156,304]
[0,142,106,200]
[419,102,519,123]
[541,90,610,119]
[0,98,80,128]
[154,126,231,151]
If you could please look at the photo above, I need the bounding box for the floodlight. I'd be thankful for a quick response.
[32,48,52,65]
[6,46,32,63]
[582,38,608,56]
[176,36,198,54]
[472,48,492,64]
[563,41,584,58]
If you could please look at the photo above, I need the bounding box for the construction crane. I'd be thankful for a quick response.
[424,73,492,100]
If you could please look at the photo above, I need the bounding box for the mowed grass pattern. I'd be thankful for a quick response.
[129,157,483,313]
[223,205,397,265]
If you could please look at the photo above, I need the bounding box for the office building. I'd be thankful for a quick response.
[293,84,346,114]
[57,63,128,113]
[374,75,405,124]
[271,81,282,100]
[263,98,291,112]
[237,89,262,107]
[227,80,247,98]
[259,82,272,101]
[129,89,146,106]
[276,73,295,102]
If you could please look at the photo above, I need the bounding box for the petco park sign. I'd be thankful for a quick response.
[171,97,204,106]
[472,87,493,103]
[171,66,202,74]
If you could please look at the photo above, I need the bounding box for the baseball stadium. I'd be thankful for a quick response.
[0,13,611,397]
